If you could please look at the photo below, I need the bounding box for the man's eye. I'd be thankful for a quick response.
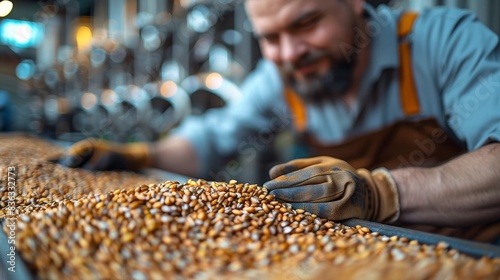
[298,17,320,29]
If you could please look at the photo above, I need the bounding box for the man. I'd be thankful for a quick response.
[60,0,500,242]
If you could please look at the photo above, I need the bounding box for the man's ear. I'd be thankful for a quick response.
[350,0,366,17]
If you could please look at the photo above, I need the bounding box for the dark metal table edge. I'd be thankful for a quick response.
[344,218,500,259]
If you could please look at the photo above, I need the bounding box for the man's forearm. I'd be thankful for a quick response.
[391,143,500,227]
[149,136,200,178]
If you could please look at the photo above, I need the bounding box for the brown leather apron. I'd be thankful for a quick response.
[283,13,500,243]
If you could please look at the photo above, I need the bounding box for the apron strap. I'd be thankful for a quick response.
[398,12,420,115]
[284,87,307,132]
[284,12,422,132]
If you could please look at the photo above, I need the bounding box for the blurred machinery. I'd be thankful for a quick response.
[181,72,242,115]
[5,0,498,183]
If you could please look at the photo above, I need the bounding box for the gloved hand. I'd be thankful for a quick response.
[263,156,400,223]
[56,138,152,171]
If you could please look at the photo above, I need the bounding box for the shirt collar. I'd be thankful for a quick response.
[363,3,399,83]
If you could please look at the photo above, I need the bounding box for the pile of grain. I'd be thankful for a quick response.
[9,179,500,279]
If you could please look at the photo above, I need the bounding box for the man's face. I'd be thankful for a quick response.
[246,0,365,103]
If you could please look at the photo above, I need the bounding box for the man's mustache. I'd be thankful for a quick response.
[278,48,356,104]
[282,50,331,74]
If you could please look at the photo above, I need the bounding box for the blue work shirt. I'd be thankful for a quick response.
[173,4,500,177]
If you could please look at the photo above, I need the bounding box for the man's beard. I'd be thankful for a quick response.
[281,50,357,104]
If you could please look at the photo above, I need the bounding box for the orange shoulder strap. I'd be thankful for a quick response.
[398,12,421,116]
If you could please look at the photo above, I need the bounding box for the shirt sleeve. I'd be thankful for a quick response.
[423,8,500,150]
[171,59,291,177]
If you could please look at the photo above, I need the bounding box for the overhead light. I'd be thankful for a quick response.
[161,81,178,98]
[76,26,92,52]
[0,0,13,17]
[81,92,97,110]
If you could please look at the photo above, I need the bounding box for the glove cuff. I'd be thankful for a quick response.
[371,167,400,223]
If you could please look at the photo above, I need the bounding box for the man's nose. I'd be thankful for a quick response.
[280,34,307,66]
